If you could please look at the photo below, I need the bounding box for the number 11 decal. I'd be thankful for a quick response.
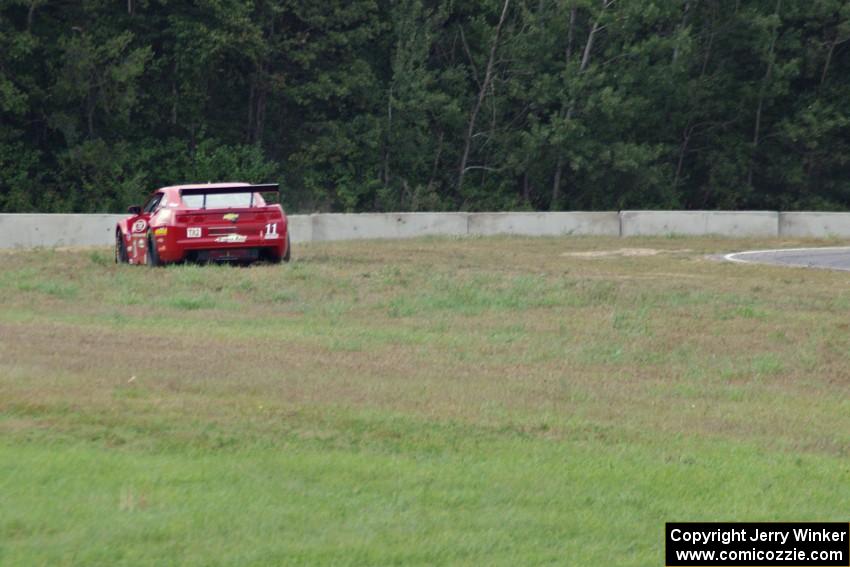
[264,223,279,239]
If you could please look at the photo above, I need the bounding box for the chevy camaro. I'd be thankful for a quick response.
[116,182,290,265]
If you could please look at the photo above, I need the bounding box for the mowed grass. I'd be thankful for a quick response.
[2,236,850,565]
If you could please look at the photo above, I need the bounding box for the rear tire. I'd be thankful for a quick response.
[115,231,128,264]
[146,234,161,267]
[282,234,291,263]
[267,234,290,264]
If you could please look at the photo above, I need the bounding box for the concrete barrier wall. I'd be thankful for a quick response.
[5,210,850,248]
[0,214,123,248]
[467,212,619,236]
[287,214,312,244]
[311,213,468,241]
[620,210,779,237]
[778,212,850,238]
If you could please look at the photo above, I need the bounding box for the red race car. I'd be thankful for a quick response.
[116,182,290,265]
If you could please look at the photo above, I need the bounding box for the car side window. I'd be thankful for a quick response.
[143,194,162,214]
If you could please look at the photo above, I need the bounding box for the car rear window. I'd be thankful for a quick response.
[181,192,265,209]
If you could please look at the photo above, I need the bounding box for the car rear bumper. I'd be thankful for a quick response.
[157,234,287,263]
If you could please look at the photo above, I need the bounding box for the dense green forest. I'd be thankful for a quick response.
[1,0,849,213]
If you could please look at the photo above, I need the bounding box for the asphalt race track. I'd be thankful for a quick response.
[725,247,850,271]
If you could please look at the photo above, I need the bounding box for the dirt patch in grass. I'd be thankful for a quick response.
[562,247,694,257]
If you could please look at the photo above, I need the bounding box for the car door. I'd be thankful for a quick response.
[129,193,162,264]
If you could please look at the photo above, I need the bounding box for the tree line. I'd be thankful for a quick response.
[1,0,848,213]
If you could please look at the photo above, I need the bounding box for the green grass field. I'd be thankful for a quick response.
[2,236,850,566]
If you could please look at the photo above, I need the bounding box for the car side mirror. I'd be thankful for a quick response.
[127,205,142,215]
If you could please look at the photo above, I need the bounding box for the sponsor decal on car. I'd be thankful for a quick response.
[223,213,239,222]
[215,233,247,243]
[187,227,202,238]
[132,219,147,233]
[154,227,168,236]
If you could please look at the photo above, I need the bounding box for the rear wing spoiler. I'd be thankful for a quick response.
[179,184,279,209]
[179,184,279,196]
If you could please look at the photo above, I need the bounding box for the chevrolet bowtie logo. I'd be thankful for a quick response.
[223,213,239,222]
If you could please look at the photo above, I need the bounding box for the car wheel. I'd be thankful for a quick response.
[146,234,161,267]
[282,234,291,263]
[115,231,128,264]
[266,234,290,264]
